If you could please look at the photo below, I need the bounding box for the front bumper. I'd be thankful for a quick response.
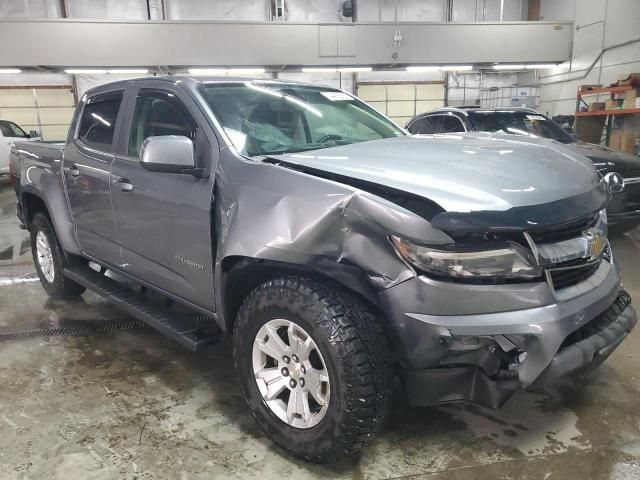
[379,261,636,408]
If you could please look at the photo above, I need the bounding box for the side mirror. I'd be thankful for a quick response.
[29,130,40,139]
[140,135,201,175]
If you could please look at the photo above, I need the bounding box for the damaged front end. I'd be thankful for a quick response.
[211,128,636,410]
[381,205,637,408]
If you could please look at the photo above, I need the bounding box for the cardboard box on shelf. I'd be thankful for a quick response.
[624,89,639,108]
[606,99,624,110]
[610,132,637,154]
[579,84,602,93]
[589,102,606,112]
[618,73,640,87]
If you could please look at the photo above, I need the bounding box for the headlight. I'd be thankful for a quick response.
[390,236,541,280]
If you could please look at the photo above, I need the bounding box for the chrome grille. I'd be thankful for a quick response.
[610,167,640,179]
[548,261,601,290]
[525,214,609,293]
[619,181,640,203]
[528,214,598,244]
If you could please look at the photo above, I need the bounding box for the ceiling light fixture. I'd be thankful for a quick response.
[439,65,473,71]
[524,64,558,69]
[65,69,108,74]
[188,68,227,76]
[107,68,149,74]
[301,67,338,73]
[227,67,266,75]
[0,68,22,74]
[337,67,372,73]
[405,66,440,72]
[492,64,525,70]
[406,65,473,72]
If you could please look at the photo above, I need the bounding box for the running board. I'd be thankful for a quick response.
[63,265,219,351]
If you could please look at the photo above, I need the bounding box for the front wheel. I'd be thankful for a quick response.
[30,212,86,298]
[233,276,392,463]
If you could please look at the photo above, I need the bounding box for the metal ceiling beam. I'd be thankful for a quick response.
[0,19,572,68]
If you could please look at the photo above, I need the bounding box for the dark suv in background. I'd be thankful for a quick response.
[407,107,640,232]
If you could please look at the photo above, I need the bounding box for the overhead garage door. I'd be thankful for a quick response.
[0,86,75,141]
[356,82,445,128]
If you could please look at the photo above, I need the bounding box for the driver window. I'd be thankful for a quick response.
[128,90,196,158]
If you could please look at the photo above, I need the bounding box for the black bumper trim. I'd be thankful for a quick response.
[534,292,636,385]
[402,291,636,409]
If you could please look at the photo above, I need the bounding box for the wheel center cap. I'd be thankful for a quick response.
[290,363,302,380]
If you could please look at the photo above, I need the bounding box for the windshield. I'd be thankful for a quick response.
[0,120,28,138]
[467,111,574,144]
[198,82,405,156]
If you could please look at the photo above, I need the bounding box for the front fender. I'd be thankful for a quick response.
[211,152,453,328]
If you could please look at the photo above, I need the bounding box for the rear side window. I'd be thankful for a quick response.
[0,120,28,138]
[439,115,465,133]
[408,116,441,134]
[77,92,123,152]
[128,90,196,158]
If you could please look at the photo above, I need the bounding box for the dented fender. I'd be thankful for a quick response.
[212,148,453,328]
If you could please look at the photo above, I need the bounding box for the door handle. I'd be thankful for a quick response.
[68,164,80,177]
[115,178,134,192]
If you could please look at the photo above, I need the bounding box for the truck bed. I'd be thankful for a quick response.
[9,141,65,193]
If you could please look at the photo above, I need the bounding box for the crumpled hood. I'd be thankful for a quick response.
[270,135,598,213]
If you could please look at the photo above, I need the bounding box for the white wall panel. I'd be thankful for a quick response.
[0,73,70,86]
[167,0,269,21]
[358,71,444,82]
[0,87,74,140]
[287,0,343,22]
[358,0,446,22]
[0,0,60,18]
[539,0,576,21]
[537,0,640,117]
[357,81,444,125]
[276,72,354,93]
[451,0,477,21]
[66,0,156,19]
[604,0,640,47]
[574,0,606,26]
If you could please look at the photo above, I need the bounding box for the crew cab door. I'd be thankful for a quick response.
[63,89,124,265]
[110,84,217,310]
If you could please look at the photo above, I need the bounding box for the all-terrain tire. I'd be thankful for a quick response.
[30,212,86,298]
[233,276,392,463]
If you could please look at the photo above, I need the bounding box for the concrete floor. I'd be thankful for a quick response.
[1,181,640,480]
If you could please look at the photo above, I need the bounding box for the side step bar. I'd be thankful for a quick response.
[63,265,220,351]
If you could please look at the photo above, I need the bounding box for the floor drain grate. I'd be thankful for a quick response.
[0,319,151,342]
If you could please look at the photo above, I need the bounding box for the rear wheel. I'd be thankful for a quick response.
[233,276,392,463]
[30,212,86,298]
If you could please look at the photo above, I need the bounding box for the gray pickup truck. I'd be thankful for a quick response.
[9,76,637,463]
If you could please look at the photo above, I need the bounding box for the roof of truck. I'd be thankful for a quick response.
[81,75,337,99]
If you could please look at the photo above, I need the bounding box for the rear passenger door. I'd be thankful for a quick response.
[63,89,124,265]
[110,83,218,311]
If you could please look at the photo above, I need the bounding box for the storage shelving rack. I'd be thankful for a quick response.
[575,85,640,146]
